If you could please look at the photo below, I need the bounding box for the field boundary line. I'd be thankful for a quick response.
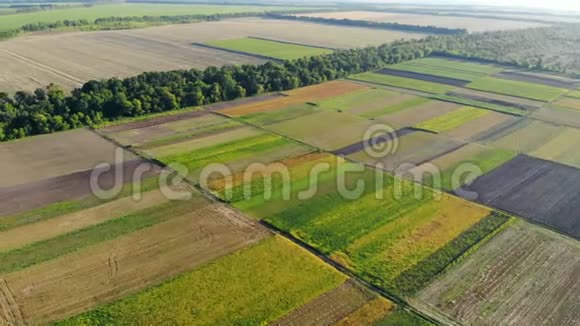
[0,49,84,85]
[192,43,283,63]
[246,36,338,50]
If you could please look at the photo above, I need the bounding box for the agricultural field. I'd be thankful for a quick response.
[415,220,580,325]
[348,131,465,172]
[254,168,503,296]
[464,154,580,238]
[409,143,516,191]
[57,236,349,325]
[0,4,309,32]
[466,76,568,102]
[554,96,580,110]
[205,37,333,60]
[494,70,579,89]
[350,72,456,94]
[0,19,425,92]
[376,100,461,127]
[485,119,562,153]
[389,57,502,81]
[0,183,272,324]
[532,105,580,128]
[530,127,580,169]
[297,11,547,32]
[449,87,545,111]
[375,68,470,87]
[416,106,489,133]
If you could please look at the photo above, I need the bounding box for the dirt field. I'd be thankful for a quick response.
[0,203,268,324]
[0,159,160,217]
[297,11,547,32]
[272,280,376,326]
[464,154,580,238]
[377,68,470,87]
[0,129,137,188]
[0,19,425,92]
[0,189,171,252]
[415,221,580,325]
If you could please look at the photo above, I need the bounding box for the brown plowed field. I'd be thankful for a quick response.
[0,129,135,188]
[415,221,580,325]
[271,280,375,326]
[220,81,368,116]
[0,159,161,217]
[0,189,171,252]
[0,203,269,324]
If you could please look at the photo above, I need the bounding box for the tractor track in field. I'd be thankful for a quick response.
[0,279,24,326]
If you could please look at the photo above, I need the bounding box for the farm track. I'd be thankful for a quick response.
[0,49,84,85]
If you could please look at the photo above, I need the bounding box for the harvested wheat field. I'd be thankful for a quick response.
[0,201,268,324]
[0,19,425,92]
[0,128,135,188]
[415,220,580,325]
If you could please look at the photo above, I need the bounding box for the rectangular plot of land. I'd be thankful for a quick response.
[532,106,580,129]
[272,280,376,326]
[376,68,470,87]
[376,100,461,127]
[206,37,333,60]
[464,154,580,238]
[554,97,580,110]
[220,81,368,117]
[415,221,580,325]
[494,71,578,89]
[0,129,134,188]
[266,111,374,151]
[487,119,563,153]
[449,88,543,111]
[350,72,455,94]
[0,203,269,324]
[416,106,489,133]
[58,236,346,325]
[530,127,580,169]
[444,111,519,141]
[466,76,568,102]
[348,131,464,172]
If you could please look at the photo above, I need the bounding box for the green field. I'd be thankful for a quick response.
[389,61,489,81]
[429,94,527,116]
[565,90,580,99]
[361,97,431,119]
[350,72,456,94]
[59,236,346,325]
[466,77,568,102]
[416,106,489,133]
[240,103,320,126]
[408,58,503,76]
[206,37,333,60]
[0,4,307,32]
[313,88,399,112]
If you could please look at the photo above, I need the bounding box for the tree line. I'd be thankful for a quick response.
[265,13,467,35]
[0,40,432,141]
[2,23,578,141]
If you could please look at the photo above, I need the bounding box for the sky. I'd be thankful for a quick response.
[470,0,580,11]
